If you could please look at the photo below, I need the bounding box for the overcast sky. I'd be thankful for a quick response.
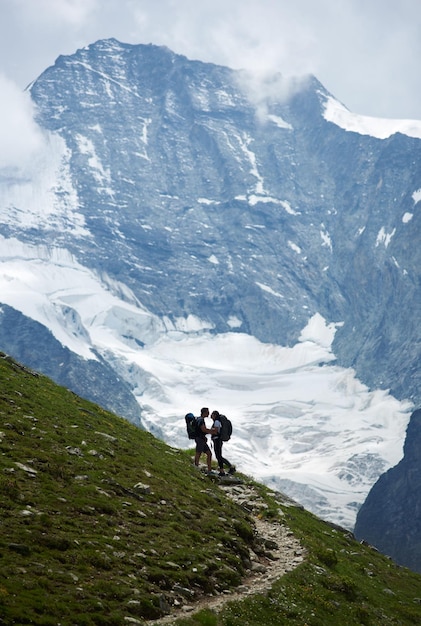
[0,0,420,166]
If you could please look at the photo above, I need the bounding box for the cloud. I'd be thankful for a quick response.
[129,0,320,77]
[1,0,421,118]
[11,0,98,25]
[236,72,311,124]
[0,75,46,169]
[125,0,321,117]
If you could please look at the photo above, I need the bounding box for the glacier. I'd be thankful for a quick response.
[0,234,412,529]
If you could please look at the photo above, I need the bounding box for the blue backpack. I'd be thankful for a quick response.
[185,413,198,439]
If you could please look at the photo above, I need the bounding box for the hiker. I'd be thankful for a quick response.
[194,407,213,473]
[211,410,235,477]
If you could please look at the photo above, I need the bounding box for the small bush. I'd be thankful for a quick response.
[0,477,21,502]
[233,519,254,542]
[316,547,338,568]
[323,574,358,601]
[36,534,72,551]
[86,552,113,570]
[133,596,163,620]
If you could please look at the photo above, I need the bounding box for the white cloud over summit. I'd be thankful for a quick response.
[0,0,421,120]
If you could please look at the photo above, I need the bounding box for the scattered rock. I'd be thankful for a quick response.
[172,584,194,599]
[8,543,30,556]
[88,449,104,458]
[95,431,118,442]
[66,446,83,456]
[133,482,151,495]
[102,478,150,500]
[14,462,37,475]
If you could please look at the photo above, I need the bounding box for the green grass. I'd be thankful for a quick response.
[1,351,421,625]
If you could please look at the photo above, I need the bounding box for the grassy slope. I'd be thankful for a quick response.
[0,352,420,625]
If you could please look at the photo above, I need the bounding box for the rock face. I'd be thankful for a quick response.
[354,409,421,573]
[0,304,144,425]
[0,38,418,409]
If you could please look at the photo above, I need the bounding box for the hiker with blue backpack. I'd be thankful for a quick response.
[210,410,235,477]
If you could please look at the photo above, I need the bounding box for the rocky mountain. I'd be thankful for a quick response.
[0,38,420,540]
[3,38,419,404]
[354,408,421,573]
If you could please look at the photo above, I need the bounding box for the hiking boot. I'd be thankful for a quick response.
[228,466,236,475]
[218,471,226,477]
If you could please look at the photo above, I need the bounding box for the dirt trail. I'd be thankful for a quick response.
[146,479,306,625]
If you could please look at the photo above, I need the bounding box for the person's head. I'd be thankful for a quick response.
[211,410,220,420]
[201,407,209,417]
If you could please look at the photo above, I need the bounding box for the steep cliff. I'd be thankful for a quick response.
[354,409,421,573]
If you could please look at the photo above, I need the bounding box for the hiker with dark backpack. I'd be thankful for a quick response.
[210,410,235,477]
[194,407,214,473]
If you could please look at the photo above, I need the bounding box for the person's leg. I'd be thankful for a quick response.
[206,448,212,472]
[218,442,231,471]
[195,439,205,466]
[221,455,231,469]
[219,442,235,473]
[201,442,212,472]
[194,441,200,466]
[213,439,224,472]
[195,440,212,472]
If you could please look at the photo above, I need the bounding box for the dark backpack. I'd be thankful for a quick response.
[185,413,198,439]
[219,414,232,441]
